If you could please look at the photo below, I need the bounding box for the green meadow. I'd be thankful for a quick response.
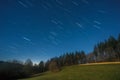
[20,63,120,80]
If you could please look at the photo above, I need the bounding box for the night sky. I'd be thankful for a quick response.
[0,0,120,63]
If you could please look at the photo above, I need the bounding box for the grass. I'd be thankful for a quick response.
[20,62,120,80]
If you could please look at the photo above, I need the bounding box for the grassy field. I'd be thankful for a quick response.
[20,62,120,80]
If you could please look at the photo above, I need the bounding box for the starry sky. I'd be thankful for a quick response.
[0,0,120,63]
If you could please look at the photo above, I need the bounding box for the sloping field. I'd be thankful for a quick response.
[20,62,120,80]
[81,62,120,65]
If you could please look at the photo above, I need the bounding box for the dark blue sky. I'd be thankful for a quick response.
[0,0,120,63]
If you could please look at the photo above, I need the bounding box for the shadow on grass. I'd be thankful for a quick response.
[19,72,45,80]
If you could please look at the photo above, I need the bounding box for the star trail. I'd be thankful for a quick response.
[0,0,120,63]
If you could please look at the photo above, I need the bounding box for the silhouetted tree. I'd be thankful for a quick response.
[44,60,50,71]
[24,59,33,75]
[39,61,45,73]
[80,51,86,64]
[33,64,39,74]
[93,45,98,62]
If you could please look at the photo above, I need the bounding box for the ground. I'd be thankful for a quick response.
[20,62,120,80]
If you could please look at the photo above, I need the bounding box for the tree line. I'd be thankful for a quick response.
[0,51,86,80]
[0,34,120,80]
[91,34,120,62]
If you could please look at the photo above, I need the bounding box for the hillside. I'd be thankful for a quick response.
[20,63,120,80]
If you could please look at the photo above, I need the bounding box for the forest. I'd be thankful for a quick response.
[0,34,120,80]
